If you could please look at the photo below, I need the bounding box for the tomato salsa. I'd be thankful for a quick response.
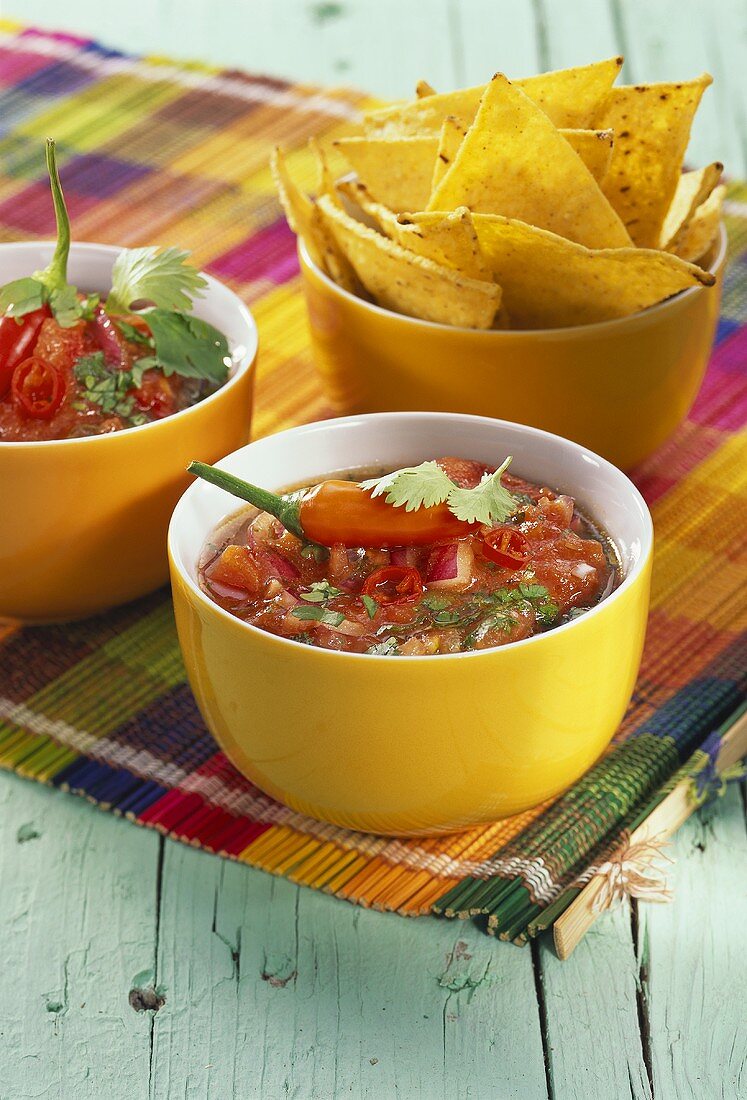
[197,457,619,656]
[0,140,230,443]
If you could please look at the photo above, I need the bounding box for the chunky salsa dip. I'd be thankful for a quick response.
[0,140,230,442]
[197,457,618,656]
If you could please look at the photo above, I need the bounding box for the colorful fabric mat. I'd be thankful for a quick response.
[0,25,745,937]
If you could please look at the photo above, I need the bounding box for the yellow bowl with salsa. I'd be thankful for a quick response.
[168,412,653,836]
[0,242,256,622]
[299,226,726,472]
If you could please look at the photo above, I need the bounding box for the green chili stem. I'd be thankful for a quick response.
[41,139,71,292]
[187,461,305,539]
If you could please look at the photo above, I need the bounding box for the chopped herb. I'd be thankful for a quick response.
[299,580,342,604]
[422,594,449,612]
[367,637,399,656]
[293,632,316,646]
[516,583,549,601]
[361,594,378,619]
[300,542,329,562]
[105,246,208,315]
[536,602,559,627]
[73,352,149,425]
[463,611,515,649]
[291,605,345,627]
[361,456,517,527]
[432,609,462,626]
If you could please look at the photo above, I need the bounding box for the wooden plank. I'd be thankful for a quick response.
[636,783,747,1099]
[151,840,549,1098]
[0,772,160,1098]
[537,905,652,1100]
[615,0,746,176]
[9,0,460,99]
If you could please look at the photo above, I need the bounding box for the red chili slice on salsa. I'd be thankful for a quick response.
[362,565,424,604]
[11,356,64,419]
[481,526,529,570]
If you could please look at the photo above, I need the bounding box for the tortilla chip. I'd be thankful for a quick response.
[416,79,436,98]
[670,184,725,263]
[395,207,492,280]
[271,147,358,291]
[659,162,723,250]
[361,57,623,137]
[430,116,468,194]
[428,74,630,249]
[405,211,713,328]
[317,194,502,328]
[517,56,623,128]
[334,136,435,211]
[562,129,614,184]
[337,177,402,234]
[598,75,712,247]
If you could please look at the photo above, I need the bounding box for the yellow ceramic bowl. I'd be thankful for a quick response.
[0,242,257,622]
[299,227,726,471]
[169,412,653,836]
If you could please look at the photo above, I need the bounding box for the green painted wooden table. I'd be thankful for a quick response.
[1,2,746,1096]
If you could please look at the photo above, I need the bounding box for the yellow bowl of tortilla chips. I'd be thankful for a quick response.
[274,57,726,470]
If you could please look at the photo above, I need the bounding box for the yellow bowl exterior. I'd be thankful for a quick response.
[0,366,254,622]
[300,239,724,471]
[170,550,651,837]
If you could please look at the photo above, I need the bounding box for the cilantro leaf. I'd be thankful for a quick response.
[141,308,229,385]
[0,277,47,318]
[299,580,342,604]
[360,461,453,511]
[447,458,516,525]
[361,594,378,619]
[291,605,345,627]
[367,636,399,656]
[106,246,207,314]
[360,456,518,527]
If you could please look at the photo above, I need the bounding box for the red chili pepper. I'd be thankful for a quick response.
[0,307,51,397]
[362,565,423,604]
[11,356,65,419]
[481,527,529,570]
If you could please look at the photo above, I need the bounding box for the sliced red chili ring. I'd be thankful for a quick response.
[0,306,51,397]
[362,565,423,604]
[481,526,529,570]
[11,356,64,419]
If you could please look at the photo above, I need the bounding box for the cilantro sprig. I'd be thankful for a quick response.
[360,457,517,528]
[0,140,93,328]
[0,138,229,390]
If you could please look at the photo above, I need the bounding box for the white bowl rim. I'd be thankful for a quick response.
[168,410,654,662]
[0,240,258,450]
[299,222,727,338]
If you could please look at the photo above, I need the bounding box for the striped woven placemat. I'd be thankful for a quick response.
[0,24,745,938]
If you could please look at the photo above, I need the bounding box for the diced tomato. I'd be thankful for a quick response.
[437,456,492,488]
[133,370,177,419]
[209,545,264,596]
